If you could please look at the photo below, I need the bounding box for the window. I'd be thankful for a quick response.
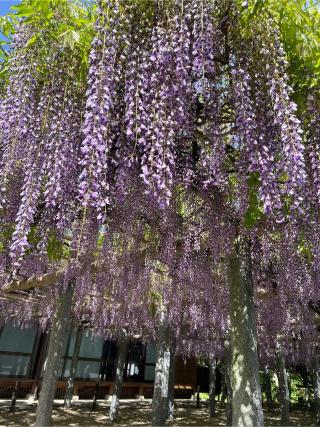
[62,330,104,380]
[144,343,156,382]
[78,331,104,358]
[0,323,37,353]
[0,323,38,377]
[63,359,101,379]
[99,340,117,380]
[0,355,30,377]
[124,341,145,381]
[144,365,155,381]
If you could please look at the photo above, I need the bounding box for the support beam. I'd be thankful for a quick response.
[276,350,290,426]
[224,342,233,427]
[313,355,320,426]
[208,356,216,417]
[264,366,273,412]
[3,270,65,293]
[35,282,73,427]
[109,329,129,422]
[167,336,176,420]
[64,326,83,409]
[9,381,19,413]
[228,238,264,427]
[152,310,171,427]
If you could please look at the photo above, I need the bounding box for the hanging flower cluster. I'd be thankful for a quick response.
[0,0,312,267]
[0,0,319,370]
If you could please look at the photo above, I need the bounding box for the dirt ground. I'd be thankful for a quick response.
[0,399,317,426]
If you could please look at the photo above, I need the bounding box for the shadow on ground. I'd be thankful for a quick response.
[0,400,317,426]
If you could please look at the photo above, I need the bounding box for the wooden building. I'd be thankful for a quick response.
[0,322,196,400]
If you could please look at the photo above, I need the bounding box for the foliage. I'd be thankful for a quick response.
[244,172,264,228]
[0,0,319,380]
[0,0,96,85]
[241,0,320,103]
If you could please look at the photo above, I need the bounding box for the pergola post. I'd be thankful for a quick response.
[35,282,74,427]
[228,238,264,427]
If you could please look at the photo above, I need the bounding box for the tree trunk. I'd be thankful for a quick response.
[264,366,273,412]
[276,350,290,426]
[152,310,171,427]
[35,282,74,427]
[301,365,310,411]
[167,336,176,421]
[224,342,233,427]
[208,356,216,417]
[109,329,129,422]
[221,366,226,405]
[228,238,264,427]
[313,355,320,425]
[220,365,225,404]
[64,326,83,409]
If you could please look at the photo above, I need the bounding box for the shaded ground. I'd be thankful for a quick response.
[0,399,317,426]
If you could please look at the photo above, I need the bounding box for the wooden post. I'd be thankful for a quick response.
[92,382,99,411]
[208,356,216,417]
[32,331,50,400]
[109,329,129,422]
[224,342,233,427]
[152,310,171,426]
[138,385,144,398]
[196,385,200,408]
[28,326,42,378]
[35,282,74,427]
[228,238,263,427]
[313,355,320,426]
[264,366,273,412]
[301,366,311,412]
[167,336,176,420]
[220,365,226,405]
[64,326,83,408]
[9,381,19,413]
[276,349,290,426]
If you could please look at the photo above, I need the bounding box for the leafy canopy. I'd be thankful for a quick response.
[0,0,96,84]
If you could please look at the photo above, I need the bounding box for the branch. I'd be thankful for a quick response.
[2,270,65,293]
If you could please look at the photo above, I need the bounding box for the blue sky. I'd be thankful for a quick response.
[0,1,19,43]
[0,1,20,16]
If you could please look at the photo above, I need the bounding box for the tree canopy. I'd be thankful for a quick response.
[0,1,320,425]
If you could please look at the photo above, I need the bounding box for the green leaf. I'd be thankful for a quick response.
[252,0,264,15]
[59,29,81,50]
[244,172,264,228]
[71,30,81,44]
[27,226,41,246]
[47,233,70,261]
[10,4,34,17]
[25,34,39,47]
